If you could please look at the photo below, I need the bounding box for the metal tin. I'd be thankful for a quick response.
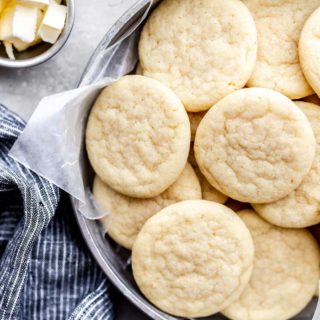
[72,1,318,319]
[0,0,75,68]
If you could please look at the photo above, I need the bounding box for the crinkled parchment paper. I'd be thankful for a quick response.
[10,0,154,219]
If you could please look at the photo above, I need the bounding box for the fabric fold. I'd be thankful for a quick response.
[0,105,113,320]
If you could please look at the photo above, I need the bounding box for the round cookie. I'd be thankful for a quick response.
[188,111,206,141]
[194,167,227,204]
[244,0,318,99]
[94,163,201,250]
[132,200,254,318]
[194,88,316,203]
[139,0,257,112]
[86,75,190,198]
[300,7,320,98]
[253,102,320,228]
[222,209,320,320]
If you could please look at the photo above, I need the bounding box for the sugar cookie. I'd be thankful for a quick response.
[253,102,320,228]
[244,0,318,99]
[86,75,190,198]
[223,209,320,320]
[95,163,201,250]
[139,0,257,112]
[132,200,254,318]
[300,6,320,98]
[195,88,316,203]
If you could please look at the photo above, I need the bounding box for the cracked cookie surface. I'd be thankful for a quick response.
[223,209,320,320]
[244,0,319,99]
[194,88,316,203]
[253,102,320,228]
[94,163,201,250]
[86,75,190,198]
[132,200,254,317]
[139,0,257,112]
[300,6,320,98]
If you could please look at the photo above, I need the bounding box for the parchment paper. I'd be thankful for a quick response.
[9,0,153,219]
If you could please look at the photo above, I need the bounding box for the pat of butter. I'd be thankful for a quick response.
[18,0,49,9]
[0,0,8,14]
[38,2,66,44]
[0,5,38,42]
[0,7,14,40]
[11,8,43,51]
[4,41,15,59]
[11,35,41,51]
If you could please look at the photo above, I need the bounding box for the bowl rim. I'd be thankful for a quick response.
[0,0,75,68]
[72,1,179,319]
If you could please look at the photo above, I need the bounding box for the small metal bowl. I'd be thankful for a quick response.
[0,0,75,68]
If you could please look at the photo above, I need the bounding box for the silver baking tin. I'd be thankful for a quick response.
[71,1,317,319]
[0,0,75,68]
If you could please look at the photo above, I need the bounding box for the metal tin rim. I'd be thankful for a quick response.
[0,0,75,68]
[72,1,177,319]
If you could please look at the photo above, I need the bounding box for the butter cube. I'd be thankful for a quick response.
[0,7,14,40]
[38,2,66,44]
[11,36,41,51]
[11,8,43,51]
[6,0,17,7]
[0,0,8,14]
[4,41,15,59]
[0,5,38,42]
[18,0,49,9]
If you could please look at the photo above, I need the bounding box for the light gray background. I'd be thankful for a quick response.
[0,0,137,120]
[0,1,149,319]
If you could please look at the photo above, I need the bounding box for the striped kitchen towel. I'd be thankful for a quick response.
[0,104,113,320]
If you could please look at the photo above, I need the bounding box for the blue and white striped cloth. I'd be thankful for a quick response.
[0,105,113,320]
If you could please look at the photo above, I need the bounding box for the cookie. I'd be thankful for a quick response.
[194,88,316,203]
[194,167,227,204]
[86,75,190,198]
[244,0,318,99]
[300,6,320,98]
[132,200,254,317]
[139,0,257,112]
[253,102,320,228]
[94,163,201,250]
[223,209,320,320]
[188,111,206,141]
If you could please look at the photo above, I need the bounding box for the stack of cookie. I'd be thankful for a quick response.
[86,0,320,319]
